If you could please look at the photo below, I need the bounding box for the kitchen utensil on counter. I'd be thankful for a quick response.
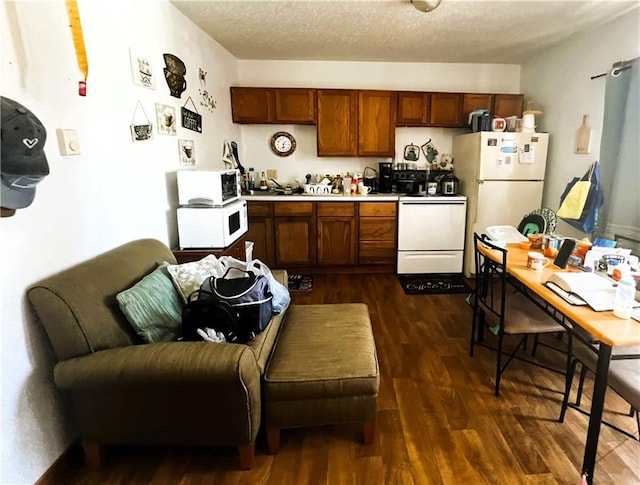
[342,175,352,196]
[439,173,459,195]
[363,166,378,193]
[358,183,372,195]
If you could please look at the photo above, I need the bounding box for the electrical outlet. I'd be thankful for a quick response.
[267,169,278,180]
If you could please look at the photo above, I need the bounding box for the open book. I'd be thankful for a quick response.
[545,272,631,312]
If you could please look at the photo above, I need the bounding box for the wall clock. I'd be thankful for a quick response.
[270,131,296,157]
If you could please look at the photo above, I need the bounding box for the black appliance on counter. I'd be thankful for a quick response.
[392,169,427,194]
[379,162,393,193]
[439,173,460,195]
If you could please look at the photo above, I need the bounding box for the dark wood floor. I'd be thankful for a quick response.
[46,273,639,485]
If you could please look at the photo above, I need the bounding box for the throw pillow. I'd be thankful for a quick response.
[116,262,183,343]
[166,254,222,302]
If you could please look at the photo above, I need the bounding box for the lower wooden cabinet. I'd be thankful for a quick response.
[358,202,397,264]
[274,202,316,267]
[247,200,397,272]
[317,203,357,265]
[246,202,275,267]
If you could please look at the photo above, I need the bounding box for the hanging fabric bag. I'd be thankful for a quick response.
[557,161,604,233]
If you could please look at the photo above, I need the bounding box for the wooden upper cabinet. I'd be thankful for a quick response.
[317,89,358,156]
[493,94,524,118]
[274,88,316,123]
[358,90,396,157]
[397,91,430,126]
[231,87,273,123]
[462,94,494,121]
[429,93,464,127]
[231,87,315,124]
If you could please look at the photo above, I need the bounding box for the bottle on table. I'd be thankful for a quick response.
[613,270,636,319]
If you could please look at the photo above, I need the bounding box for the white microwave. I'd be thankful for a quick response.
[177,199,248,249]
[177,169,241,207]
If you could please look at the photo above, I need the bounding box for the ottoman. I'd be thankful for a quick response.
[263,303,379,453]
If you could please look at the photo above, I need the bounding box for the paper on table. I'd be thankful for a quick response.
[546,272,639,312]
[546,272,613,294]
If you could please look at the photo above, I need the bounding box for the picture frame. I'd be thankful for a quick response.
[130,123,153,142]
[129,48,155,89]
[155,103,176,136]
[178,139,195,166]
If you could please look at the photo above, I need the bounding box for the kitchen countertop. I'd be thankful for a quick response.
[242,192,400,202]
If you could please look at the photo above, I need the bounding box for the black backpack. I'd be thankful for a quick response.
[181,290,250,343]
[200,268,274,335]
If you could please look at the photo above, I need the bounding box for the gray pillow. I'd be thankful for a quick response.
[116,262,183,343]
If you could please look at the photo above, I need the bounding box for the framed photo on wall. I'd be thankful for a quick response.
[178,139,195,166]
[129,48,155,89]
[155,103,176,136]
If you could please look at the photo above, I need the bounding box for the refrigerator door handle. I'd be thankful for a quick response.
[473,180,484,223]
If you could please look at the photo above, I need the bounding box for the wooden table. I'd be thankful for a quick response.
[478,243,640,484]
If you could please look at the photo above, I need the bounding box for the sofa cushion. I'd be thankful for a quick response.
[167,255,220,303]
[116,262,183,343]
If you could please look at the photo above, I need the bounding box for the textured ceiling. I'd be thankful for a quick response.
[170,0,639,64]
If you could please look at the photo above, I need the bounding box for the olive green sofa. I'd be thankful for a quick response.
[27,238,288,470]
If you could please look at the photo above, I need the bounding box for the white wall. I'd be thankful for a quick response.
[521,9,640,239]
[0,1,239,483]
[235,61,520,184]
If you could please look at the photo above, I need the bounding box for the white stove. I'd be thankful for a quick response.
[397,195,467,274]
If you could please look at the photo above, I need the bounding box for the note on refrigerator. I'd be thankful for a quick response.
[498,135,518,166]
[519,142,535,164]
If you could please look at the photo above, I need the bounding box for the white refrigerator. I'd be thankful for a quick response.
[452,131,549,277]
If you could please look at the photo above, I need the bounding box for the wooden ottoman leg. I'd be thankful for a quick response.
[363,421,376,445]
[267,427,280,454]
[237,444,254,470]
[81,439,103,470]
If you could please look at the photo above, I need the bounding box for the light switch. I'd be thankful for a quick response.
[56,129,81,156]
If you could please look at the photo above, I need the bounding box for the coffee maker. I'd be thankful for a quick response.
[379,162,393,193]
[363,167,378,193]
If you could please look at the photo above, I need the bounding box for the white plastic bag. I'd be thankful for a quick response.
[247,259,291,314]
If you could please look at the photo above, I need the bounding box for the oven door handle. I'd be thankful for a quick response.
[400,201,466,206]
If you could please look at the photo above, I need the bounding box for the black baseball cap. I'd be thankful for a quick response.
[1,96,50,209]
